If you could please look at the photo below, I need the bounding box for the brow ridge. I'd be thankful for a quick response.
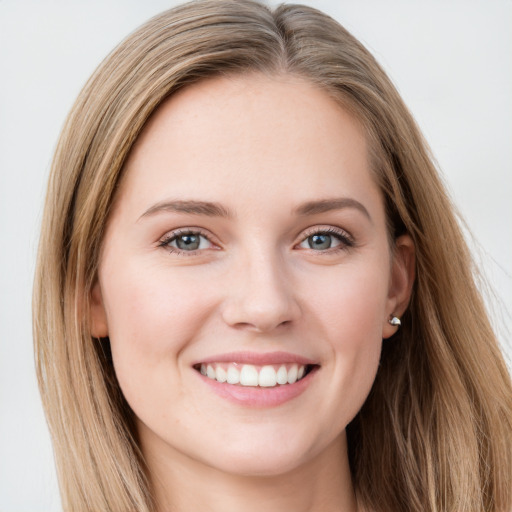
[140,199,232,220]
[294,198,371,220]
[139,197,370,222]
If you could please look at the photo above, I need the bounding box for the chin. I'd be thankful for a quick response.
[210,451,307,478]
[197,430,334,478]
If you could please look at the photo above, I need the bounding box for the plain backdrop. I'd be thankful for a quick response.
[1,1,510,510]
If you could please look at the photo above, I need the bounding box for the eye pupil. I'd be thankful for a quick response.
[176,234,200,250]
[308,234,331,250]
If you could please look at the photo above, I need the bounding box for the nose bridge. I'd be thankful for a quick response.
[221,243,299,332]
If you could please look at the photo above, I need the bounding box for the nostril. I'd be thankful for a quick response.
[220,274,301,332]
[228,319,293,333]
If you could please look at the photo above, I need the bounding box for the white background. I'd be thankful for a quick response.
[1,1,510,510]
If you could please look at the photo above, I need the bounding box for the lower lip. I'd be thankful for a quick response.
[196,368,318,408]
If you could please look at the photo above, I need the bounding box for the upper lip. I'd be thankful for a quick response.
[192,351,318,366]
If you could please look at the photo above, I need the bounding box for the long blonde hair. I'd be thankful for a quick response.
[33,1,512,510]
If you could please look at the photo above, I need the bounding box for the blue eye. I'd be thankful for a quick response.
[161,231,213,252]
[306,234,337,250]
[175,234,201,250]
[298,229,353,251]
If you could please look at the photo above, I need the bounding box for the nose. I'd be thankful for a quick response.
[221,251,300,333]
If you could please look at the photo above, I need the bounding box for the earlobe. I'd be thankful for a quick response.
[90,281,109,338]
[382,234,415,339]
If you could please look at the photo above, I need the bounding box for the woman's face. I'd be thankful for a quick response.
[91,74,413,477]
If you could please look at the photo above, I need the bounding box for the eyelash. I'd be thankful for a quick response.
[158,226,355,255]
[158,228,217,256]
[297,226,355,253]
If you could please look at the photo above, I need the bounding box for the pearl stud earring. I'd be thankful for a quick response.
[389,316,401,327]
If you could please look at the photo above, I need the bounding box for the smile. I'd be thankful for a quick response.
[195,362,313,387]
[192,352,319,407]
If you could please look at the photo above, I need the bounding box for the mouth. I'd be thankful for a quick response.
[192,351,320,407]
[193,362,317,388]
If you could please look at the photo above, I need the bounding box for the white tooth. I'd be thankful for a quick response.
[298,365,305,380]
[227,366,240,384]
[240,365,259,386]
[200,364,207,376]
[287,364,298,384]
[259,366,277,387]
[276,365,288,385]
[216,366,227,383]
[206,365,216,380]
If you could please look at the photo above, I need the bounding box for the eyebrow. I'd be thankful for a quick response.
[139,200,232,220]
[294,198,371,221]
[139,197,371,222]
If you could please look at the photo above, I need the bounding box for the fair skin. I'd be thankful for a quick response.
[91,74,414,512]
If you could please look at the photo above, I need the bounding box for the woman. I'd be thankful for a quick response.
[33,1,512,511]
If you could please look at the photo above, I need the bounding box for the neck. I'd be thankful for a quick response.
[144,433,358,512]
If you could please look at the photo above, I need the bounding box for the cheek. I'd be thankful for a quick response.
[100,259,218,392]
[305,260,388,417]
[310,259,389,339]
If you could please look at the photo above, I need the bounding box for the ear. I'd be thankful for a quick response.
[90,280,109,338]
[382,234,415,339]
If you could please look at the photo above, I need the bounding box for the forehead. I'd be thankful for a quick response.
[117,73,383,222]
